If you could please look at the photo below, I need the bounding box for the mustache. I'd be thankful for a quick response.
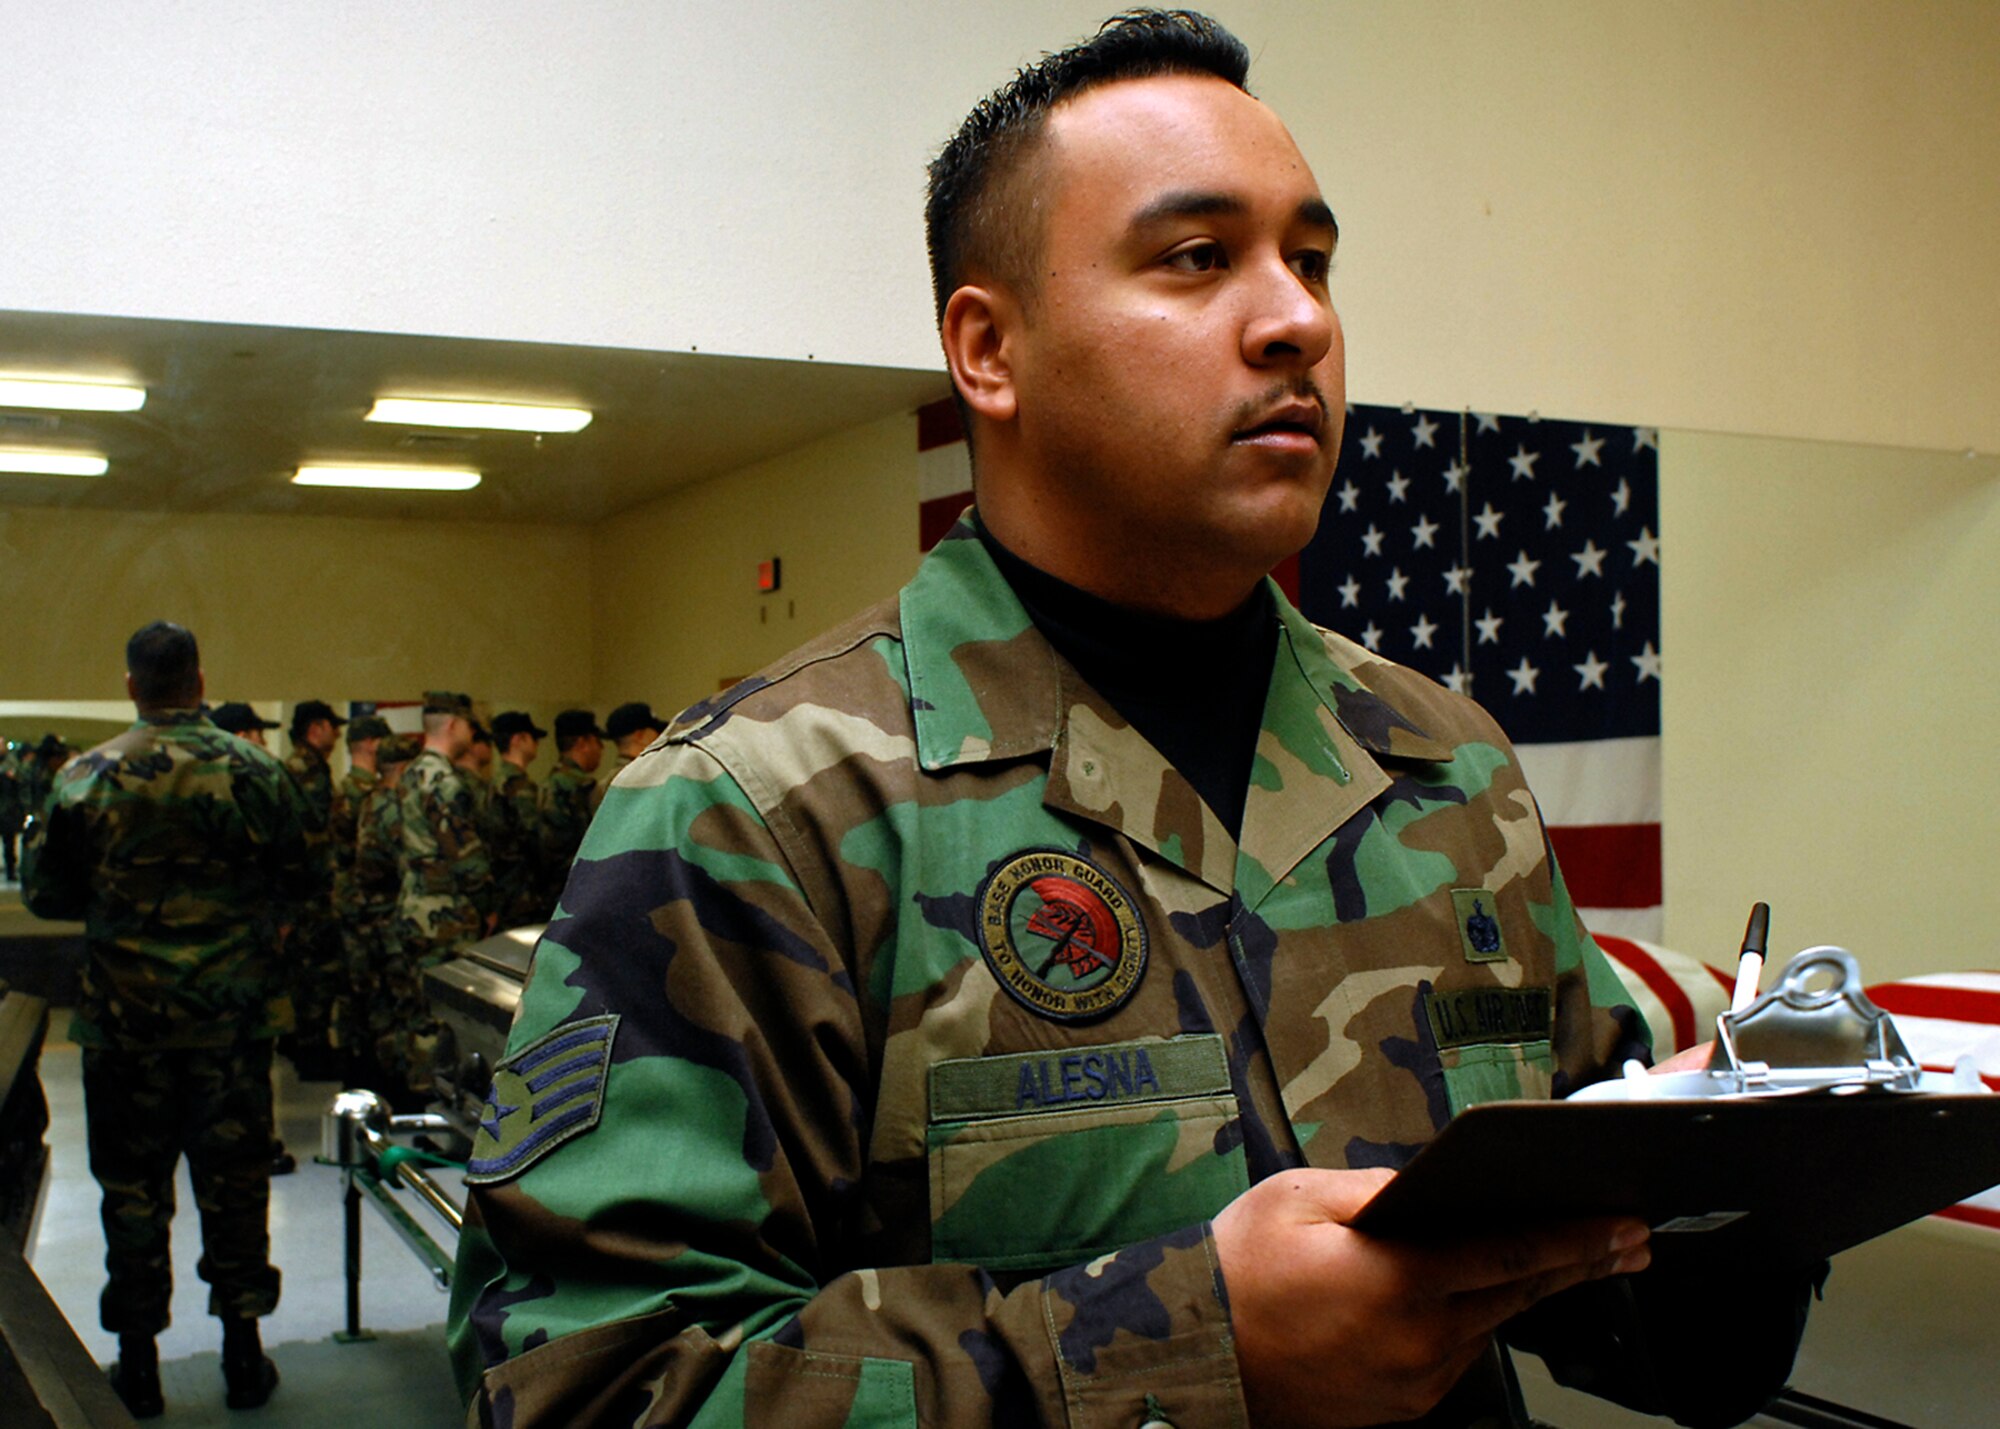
[1230,377,1331,435]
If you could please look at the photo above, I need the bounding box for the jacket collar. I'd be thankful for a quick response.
[901,513,1455,905]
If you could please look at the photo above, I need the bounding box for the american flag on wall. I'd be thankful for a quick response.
[914,397,1664,941]
[1298,404,1663,941]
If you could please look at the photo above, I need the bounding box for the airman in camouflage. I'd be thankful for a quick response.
[456,724,504,924]
[380,695,493,1101]
[536,708,603,907]
[489,711,549,929]
[591,701,669,814]
[0,739,24,880]
[449,14,1806,1429]
[330,715,391,1074]
[350,734,425,1101]
[22,622,307,1415]
[281,698,347,1077]
[399,693,494,960]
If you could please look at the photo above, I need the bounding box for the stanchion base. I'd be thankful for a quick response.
[333,1329,378,1344]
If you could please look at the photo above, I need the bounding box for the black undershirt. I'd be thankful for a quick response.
[976,517,1278,839]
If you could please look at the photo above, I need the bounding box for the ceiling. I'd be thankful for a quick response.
[0,309,950,524]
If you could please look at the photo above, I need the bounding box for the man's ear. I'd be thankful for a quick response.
[940,284,1020,425]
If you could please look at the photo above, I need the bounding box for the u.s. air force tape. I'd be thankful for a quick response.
[1424,986,1553,1050]
[463,1014,618,1185]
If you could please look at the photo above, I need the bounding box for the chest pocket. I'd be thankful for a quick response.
[925,1035,1248,1273]
[1426,985,1556,1117]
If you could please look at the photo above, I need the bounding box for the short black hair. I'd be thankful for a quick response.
[925,9,1251,324]
[125,621,200,706]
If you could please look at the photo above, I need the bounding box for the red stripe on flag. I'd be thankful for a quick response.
[1547,824,1661,909]
[1935,1204,2000,1232]
[917,399,964,452]
[1863,983,2000,1027]
[1596,935,1696,1052]
[1705,962,1737,994]
[1270,552,1300,605]
[920,494,969,553]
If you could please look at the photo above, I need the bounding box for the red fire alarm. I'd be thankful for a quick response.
[757,558,782,593]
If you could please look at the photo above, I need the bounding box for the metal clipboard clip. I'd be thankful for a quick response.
[1706,946,1927,1096]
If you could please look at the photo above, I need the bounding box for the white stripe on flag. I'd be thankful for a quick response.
[1515,736,1661,824]
[919,441,971,504]
[1578,906,1664,943]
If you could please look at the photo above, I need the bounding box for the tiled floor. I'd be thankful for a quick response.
[28,1019,465,1426]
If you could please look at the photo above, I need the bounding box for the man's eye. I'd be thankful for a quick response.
[1291,249,1333,283]
[1165,243,1226,273]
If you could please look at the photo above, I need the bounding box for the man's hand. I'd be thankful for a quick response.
[1651,1040,1715,1074]
[1211,1169,1651,1427]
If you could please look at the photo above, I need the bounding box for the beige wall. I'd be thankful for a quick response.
[1660,433,1999,982]
[590,410,922,714]
[4,2,1995,453]
[0,506,593,705]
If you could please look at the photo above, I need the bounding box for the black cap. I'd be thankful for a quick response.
[492,711,548,742]
[605,701,668,741]
[553,709,605,741]
[290,699,347,737]
[34,734,71,758]
[347,715,392,742]
[212,702,279,734]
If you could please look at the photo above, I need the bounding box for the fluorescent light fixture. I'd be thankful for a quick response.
[365,397,592,433]
[293,465,481,492]
[0,449,109,477]
[0,378,146,412]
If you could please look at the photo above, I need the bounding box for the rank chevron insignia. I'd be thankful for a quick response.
[464,1014,619,1185]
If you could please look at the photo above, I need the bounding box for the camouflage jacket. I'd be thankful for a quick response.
[284,743,338,900]
[397,749,492,960]
[490,761,543,926]
[537,760,596,884]
[20,710,315,1049]
[588,749,635,813]
[351,778,406,921]
[449,524,1648,1427]
[330,766,379,915]
[0,744,23,833]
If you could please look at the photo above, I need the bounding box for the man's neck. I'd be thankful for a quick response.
[973,482,1269,621]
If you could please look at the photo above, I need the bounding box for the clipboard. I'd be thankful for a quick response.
[1349,1093,2000,1270]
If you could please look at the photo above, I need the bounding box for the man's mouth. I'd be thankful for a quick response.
[1232,400,1324,446]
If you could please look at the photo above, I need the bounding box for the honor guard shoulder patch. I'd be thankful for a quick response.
[463,1014,618,1185]
[1450,888,1508,964]
[976,850,1147,1022]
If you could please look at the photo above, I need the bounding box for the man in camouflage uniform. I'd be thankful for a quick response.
[16,734,72,826]
[449,14,1809,1429]
[22,622,309,1417]
[281,699,347,1078]
[390,694,494,1099]
[0,739,23,881]
[456,725,508,925]
[536,708,603,909]
[591,700,668,813]
[349,733,422,1100]
[489,711,548,929]
[329,714,390,1076]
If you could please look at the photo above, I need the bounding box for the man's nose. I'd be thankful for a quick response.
[1241,258,1335,369]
